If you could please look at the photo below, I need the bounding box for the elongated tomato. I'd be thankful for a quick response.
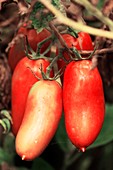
[15,80,62,160]
[11,57,53,136]
[63,60,105,152]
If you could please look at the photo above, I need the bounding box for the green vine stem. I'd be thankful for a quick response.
[72,0,113,31]
[37,0,113,39]
[46,45,62,85]
[53,62,62,86]
[25,35,54,61]
[36,35,53,56]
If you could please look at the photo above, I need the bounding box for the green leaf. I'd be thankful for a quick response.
[30,0,64,31]
[52,0,66,17]
[0,147,14,164]
[25,0,31,2]
[89,104,113,149]
[30,2,53,32]
[2,133,16,164]
[31,157,55,170]
[97,0,105,9]
[52,0,61,9]
[55,114,75,153]
[3,133,15,154]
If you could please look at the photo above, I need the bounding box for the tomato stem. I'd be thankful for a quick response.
[24,35,54,61]
[67,27,79,38]
[24,35,37,59]
[46,45,58,78]
[36,35,53,56]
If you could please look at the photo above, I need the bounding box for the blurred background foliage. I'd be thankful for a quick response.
[0,0,113,170]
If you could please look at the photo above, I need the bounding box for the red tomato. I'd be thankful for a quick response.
[8,26,51,71]
[62,32,94,51]
[11,57,53,136]
[58,32,94,71]
[63,60,105,152]
[15,80,62,160]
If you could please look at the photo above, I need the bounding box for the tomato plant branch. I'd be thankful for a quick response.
[53,62,62,86]
[46,46,58,77]
[49,21,68,48]
[79,47,113,56]
[72,0,113,31]
[49,21,74,57]
[46,45,62,85]
[37,0,113,39]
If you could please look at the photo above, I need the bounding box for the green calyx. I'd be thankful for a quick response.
[69,46,96,61]
[25,34,54,61]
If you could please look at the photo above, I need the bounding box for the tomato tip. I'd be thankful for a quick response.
[80,147,86,152]
[22,155,26,160]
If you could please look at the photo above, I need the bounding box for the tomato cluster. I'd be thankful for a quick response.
[8,25,51,71]
[9,26,105,160]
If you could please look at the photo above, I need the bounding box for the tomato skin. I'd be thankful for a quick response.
[8,27,51,71]
[63,60,105,151]
[57,32,94,80]
[11,57,53,136]
[8,38,25,72]
[15,80,62,160]
[62,32,94,51]
[18,28,51,53]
